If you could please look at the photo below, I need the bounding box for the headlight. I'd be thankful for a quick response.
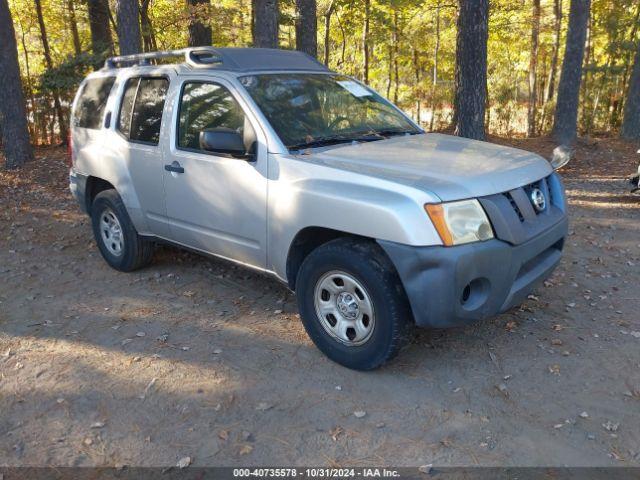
[425,199,494,246]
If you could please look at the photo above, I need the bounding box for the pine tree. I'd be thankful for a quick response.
[0,0,34,169]
[453,0,489,140]
[552,0,591,145]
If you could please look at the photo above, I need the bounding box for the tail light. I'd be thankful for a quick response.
[66,132,73,167]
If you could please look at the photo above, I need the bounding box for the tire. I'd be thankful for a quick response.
[90,189,153,272]
[296,238,412,370]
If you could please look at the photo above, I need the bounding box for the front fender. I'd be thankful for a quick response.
[268,171,442,280]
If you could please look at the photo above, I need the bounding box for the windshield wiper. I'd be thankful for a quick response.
[288,133,383,151]
[371,128,420,138]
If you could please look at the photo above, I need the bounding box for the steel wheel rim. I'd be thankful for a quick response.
[99,208,124,257]
[313,270,375,346]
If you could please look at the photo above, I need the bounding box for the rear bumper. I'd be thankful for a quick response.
[378,216,568,328]
[69,169,89,214]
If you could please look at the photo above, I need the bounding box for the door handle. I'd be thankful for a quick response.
[164,162,184,174]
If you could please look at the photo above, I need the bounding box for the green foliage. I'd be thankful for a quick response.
[7,0,640,142]
[39,52,103,92]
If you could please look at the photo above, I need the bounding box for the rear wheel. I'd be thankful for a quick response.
[91,189,153,272]
[296,238,412,370]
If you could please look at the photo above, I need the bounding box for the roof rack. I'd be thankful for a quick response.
[103,47,331,73]
[104,47,224,69]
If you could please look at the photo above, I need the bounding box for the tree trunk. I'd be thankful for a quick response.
[540,0,562,133]
[386,45,393,99]
[453,0,489,140]
[621,41,640,140]
[362,0,370,84]
[68,0,82,54]
[430,0,441,131]
[115,0,141,55]
[34,0,67,144]
[295,0,317,57]
[413,47,421,125]
[527,0,541,137]
[0,0,34,169]
[140,0,157,52]
[579,10,592,132]
[187,0,212,47]
[552,0,590,145]
[323,0,335,65]
[17,14,37,141]
[392,9,400,104]
[87,0,113,59]
[253,0,279,48]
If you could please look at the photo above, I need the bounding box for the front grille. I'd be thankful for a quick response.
[479,172,566,245]
[503,192,525,222]
[507,175,553,222]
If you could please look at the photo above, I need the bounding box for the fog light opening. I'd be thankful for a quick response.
[461,284,472,304]
[460,278,490,311]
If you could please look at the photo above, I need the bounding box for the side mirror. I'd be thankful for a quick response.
[550,145,573,170]
[199,128,247,157]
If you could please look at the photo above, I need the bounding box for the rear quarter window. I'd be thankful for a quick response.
[73,77,116,130]
[117,77,169,145]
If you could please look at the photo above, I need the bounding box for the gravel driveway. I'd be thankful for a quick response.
[1,137,639,467]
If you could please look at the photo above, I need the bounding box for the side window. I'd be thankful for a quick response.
[118,78,138,138]
[73,77,116,129]
[178,82,245,151]
[117,77,169,145]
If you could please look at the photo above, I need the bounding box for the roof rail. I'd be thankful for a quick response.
[104,47,223,69]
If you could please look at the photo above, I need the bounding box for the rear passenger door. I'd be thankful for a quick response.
[113,75,171,237]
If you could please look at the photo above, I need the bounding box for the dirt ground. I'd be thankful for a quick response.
[0,136,639,468]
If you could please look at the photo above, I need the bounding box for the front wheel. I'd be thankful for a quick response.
[296,238,412,370]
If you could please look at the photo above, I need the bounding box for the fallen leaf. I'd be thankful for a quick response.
[548,364,561,375]
[353,410,366,418]
[176,456,191,468]
[139,377,157,400]
[239,445,253,455]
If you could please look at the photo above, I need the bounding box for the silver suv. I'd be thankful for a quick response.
[69,47,568,370]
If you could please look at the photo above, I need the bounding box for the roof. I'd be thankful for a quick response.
[103,47,331,73]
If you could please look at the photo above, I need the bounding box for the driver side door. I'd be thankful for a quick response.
[162,78,268,269]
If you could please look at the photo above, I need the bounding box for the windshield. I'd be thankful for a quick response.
[239,74,421,150]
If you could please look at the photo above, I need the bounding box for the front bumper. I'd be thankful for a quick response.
[378,216,568,329]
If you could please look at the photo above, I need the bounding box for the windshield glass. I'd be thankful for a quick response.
[239,74,421,150]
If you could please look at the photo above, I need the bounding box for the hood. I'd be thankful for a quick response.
[295,133,553,201]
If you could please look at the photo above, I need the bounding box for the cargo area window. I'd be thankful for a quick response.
[117,76,169,145]
[73,77,116,130]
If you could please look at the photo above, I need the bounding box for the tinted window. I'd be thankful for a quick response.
[118,78,138,137]
[117,77,169,145]
[73,77,116,129]
[178,82,245,151]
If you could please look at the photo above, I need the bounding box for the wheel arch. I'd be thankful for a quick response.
[285,227,403,295]
[85,176,116,212]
